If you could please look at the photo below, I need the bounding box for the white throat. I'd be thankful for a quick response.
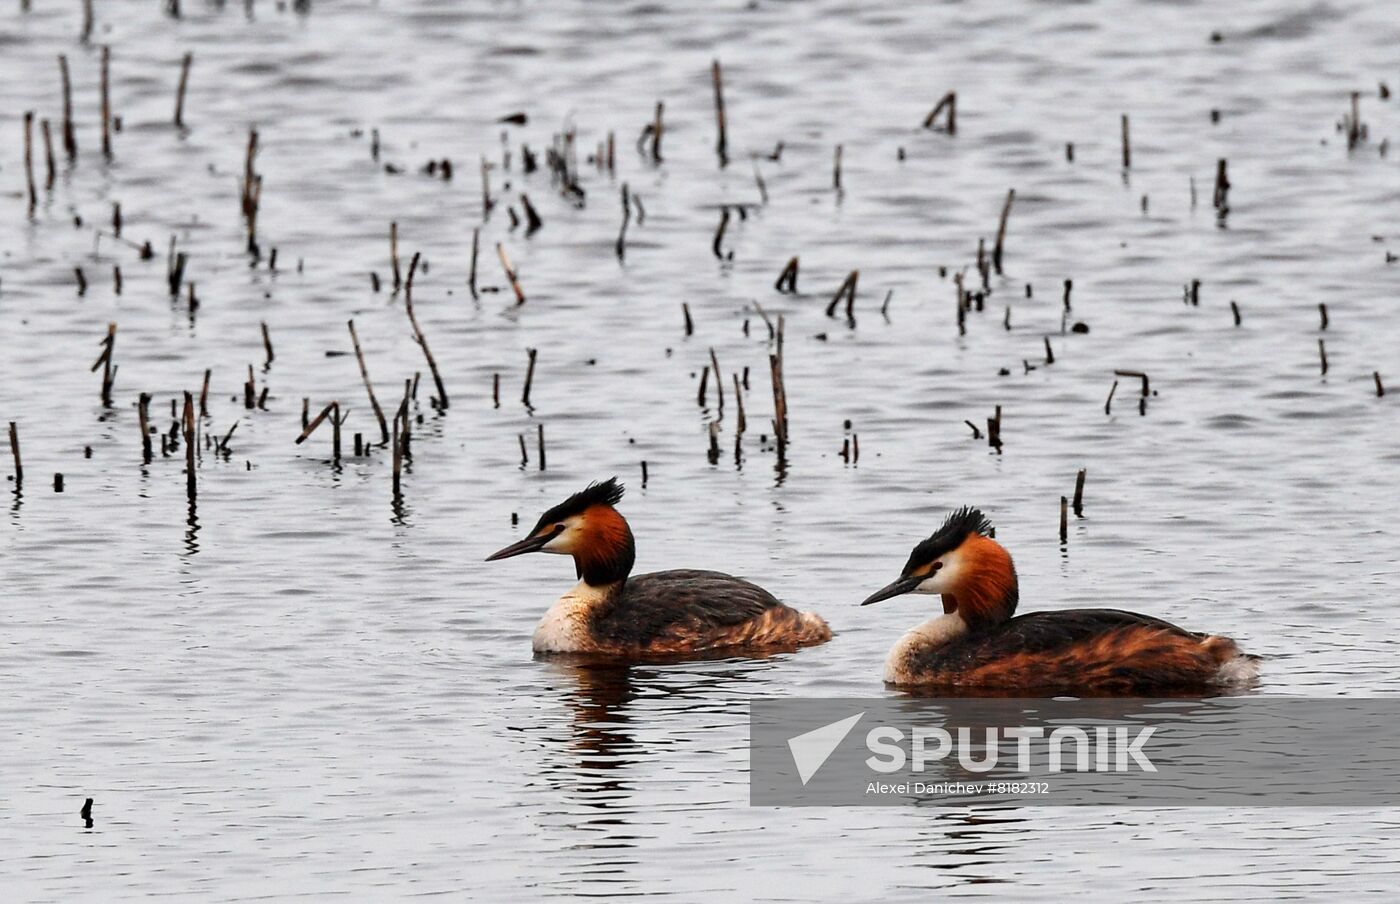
[883,612,968,683]
[531,578,615,653]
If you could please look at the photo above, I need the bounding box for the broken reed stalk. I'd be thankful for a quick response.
[1231,301,1242,326]
[769,319,788,465]
[1113,369,1149,397]
[401,253,449,408]
[297,401,343,462]
[90,323,117,407]
[1213,159,1230,211]
[682,302,694,336]
[774,257,798,294]
[174,52,192,128]
[1072,468,1086,516]
[199,368,210,417]
[1059,496,1069,544]
[1120,114,1131,168]
[182,391,196,499]
[468,228,480,299]
[733,374,747,434]
[1318,339,1328,375]
[649,101,664,162]
[537,423,546,471]
[1318,303,1329,330]
[516,433,527,468]
[59,54,76,159]
[389,222,402,290]
[712,207,730,260]
[923,91,956,133]
[260,321,274,366]
[100,46,111,160]
[347,320,389,443]
[697,365,710,406]
[41,119,54,189]
[711,59,728,167]
[709,348,724,412]
[522,347,537,407]
[992,188,1014,275]
[615,183,630,261]
[986,405,1003,450]
[23,112,36,212]
[138,392,152,463]
[833,144,843,191]
[240,129,261,255]
[8,422,21,485]
[1375,372,1385,397]
[497,243,526,304]
[825,270,858,318]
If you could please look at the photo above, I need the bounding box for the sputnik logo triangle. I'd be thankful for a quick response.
[786,712,865,785]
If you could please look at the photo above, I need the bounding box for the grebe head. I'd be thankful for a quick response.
[860,507,1018,629]
[485,477,637,586]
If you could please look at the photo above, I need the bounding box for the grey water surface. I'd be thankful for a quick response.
[2,0,1399,899]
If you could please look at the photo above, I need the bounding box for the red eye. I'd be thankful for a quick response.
[931,561,943,572]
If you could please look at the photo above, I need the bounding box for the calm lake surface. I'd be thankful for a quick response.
[3,0,1399,899]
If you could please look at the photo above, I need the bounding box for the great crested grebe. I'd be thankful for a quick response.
[486,478,831,657]
[861,508,1258,692]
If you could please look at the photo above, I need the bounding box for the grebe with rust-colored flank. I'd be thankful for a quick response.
[487,478,831,657]
[861,508,1259,693]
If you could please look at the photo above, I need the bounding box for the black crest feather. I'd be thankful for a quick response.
[903,507,993,575]
[534,477,625,531]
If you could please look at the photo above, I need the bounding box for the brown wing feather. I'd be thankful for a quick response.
[590,570,799,650]
[909,609,1241,693]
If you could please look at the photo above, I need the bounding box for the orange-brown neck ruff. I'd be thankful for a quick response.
[948,533,1019,630]
[574,505,636,586]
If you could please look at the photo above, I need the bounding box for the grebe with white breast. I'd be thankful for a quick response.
[488,478,831,657]
[861,508,1258,692]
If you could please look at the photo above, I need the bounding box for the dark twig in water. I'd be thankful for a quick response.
[1120,114,1131,168]
[91,323,117,407]
[682,303,694,336]
[712,207,731,260]
[774,257,799,294]
[260,322,274,366]
[468,228,480,299]
[23,112,37,212]
[1375,372,1385,397]
[182,391,197,498]
[1318,339,1328,375]
[138,393,153,463]
[1059,496,1069,544]
[1114,369,1149,397]
[1073,468,1086,516]
[8,422,22,486]
[923,91,956,133]
[522,348,537,408]
[1318,303,1329,331]
[711,60,728,167]
[497,243,526,304]
[348,320,389,444]
[987,405,1003,451]
[59,55,76,159]
[100,46,112,160]
[174,52,193,128]
[1231,300,1242,326]
[537,423,546,471]
[825,270,858,319]
[964,420,982,440]
[992,189,1014,275]
[403,253,449,409]
[709,348,725,413]
[615,184,630,261]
